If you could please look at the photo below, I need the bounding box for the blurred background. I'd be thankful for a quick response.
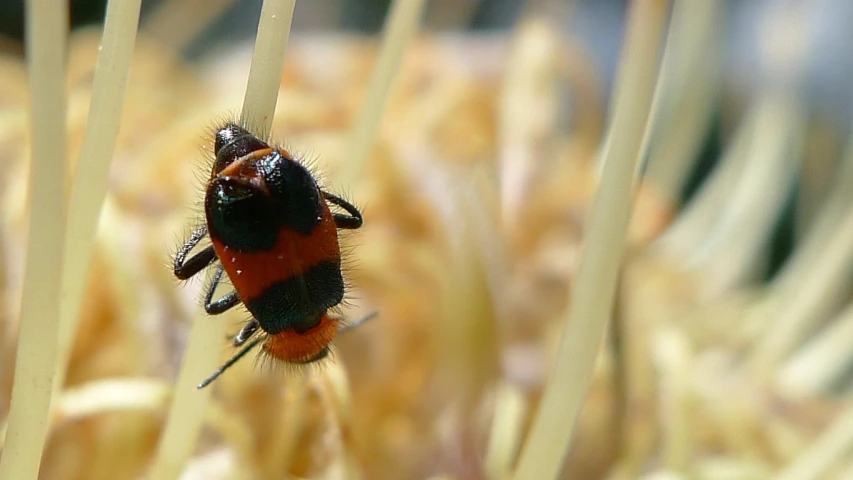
[1,1,853,479]
[2,0,853,124]
[3,0,853,211]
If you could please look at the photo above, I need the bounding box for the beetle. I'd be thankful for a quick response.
[173,123,371,388]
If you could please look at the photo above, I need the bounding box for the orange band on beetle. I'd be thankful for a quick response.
[263,314,339,362]
[211,200,341,303]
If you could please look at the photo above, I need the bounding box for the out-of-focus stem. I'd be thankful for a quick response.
[776,301,853,396]
[0,1,68,479]
[337,0,427,186]
[655,327,693,473]
[54,0,143,399]
[150,3,296,476]
[512,1,670,478]
[748,199,853,373]
[485,383,527,480]
[652,104,755,259]
[686,92,803,298]
[772,136,853,295]
[147,302,226,480]
[642,0,723,204]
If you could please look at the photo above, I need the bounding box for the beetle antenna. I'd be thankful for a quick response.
[338,311,379,334]
[197,337,264,389]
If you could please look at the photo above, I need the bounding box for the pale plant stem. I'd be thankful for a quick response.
[240,0,296,139]
[741,136,853,375]
[147,301,226,480]
[776,301,853,396]
[612,5,719,469]
[642,0,723,203]
[336,0,427,186]
[322,360,362,478]
[731,136,853,347]
[771,134,853,296]
[654,327,693,473]
[512,1,671,478]
[747,200,853,374]
[149,1,295,478]
[484,382,527,480]
[0,1,68,479]
[686,91,803,298]
[651,103,755,259]
[53,0,143,399]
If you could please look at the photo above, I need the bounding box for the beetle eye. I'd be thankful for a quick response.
[205,177,279,252]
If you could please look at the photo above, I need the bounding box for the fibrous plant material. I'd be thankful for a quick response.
[0,1,68,479]
[513,1,671,478]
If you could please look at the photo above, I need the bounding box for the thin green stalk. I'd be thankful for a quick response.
[512,1,671,478]
[0,1,68,479]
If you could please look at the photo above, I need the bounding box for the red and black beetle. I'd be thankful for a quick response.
[173,123,371,388]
